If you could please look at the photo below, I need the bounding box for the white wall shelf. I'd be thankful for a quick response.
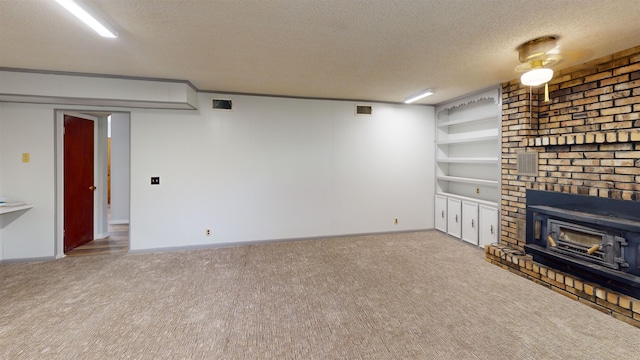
[0,203,34,215]
[435,135,499,145]
[436,176,498,187]
[436,157,498,164]
[436,115,496,128]
[434,87,501,204]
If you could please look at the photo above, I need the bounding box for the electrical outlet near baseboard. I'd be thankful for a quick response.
[394,218,398,225]
[206,229,211,236]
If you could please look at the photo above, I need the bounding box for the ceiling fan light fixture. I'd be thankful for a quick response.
[404,89,434,104]
[521,68,553,86]
[517,36,558,63]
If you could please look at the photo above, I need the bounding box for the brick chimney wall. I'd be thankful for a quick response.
[501,45,640,250]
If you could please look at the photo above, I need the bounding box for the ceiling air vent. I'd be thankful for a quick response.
[517,152,538,176]
[355,105,372,116]
[212,99,232,111]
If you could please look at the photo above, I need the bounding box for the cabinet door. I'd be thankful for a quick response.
[447,198,462,239]
[479,205,498,247]
[462,201,479,245]
[435,195,447,232]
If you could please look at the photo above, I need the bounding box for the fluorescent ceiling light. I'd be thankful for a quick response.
[404,89,434,104]
[55,0,118,38]
[521,68,553,86]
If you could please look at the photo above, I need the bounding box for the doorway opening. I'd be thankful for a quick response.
[55,110,131,257]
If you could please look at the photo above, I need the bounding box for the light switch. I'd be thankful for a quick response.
[22,153,30,163]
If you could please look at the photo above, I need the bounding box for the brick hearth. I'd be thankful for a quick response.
[486,244,640,328]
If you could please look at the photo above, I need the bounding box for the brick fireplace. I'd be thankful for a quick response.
[486,45,640,328]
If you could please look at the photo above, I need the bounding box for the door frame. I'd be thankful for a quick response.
[54,110,105,258]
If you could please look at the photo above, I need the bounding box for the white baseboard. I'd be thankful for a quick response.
[128,229,433,255]
[0,255,56,265]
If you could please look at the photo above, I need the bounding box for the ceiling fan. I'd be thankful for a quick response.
[516,36,561,101]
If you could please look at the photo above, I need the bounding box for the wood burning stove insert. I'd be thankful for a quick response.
[525,190,640,298]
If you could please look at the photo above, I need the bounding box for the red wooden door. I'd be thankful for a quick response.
[64,115,95,253]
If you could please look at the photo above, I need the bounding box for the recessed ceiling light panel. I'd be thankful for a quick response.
[404,89,434,104]
[55,0,118,38]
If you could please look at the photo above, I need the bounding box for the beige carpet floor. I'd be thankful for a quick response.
[1,230,638,359]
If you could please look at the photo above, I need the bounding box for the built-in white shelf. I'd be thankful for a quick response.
[436,115,497,128]
[434,87,501,241]
[435,135,499,145]
[0,203,34,215]
[436,157,498,164]
[436,175,499,187]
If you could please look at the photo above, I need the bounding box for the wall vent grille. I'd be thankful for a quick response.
[355,105,372,115]
[517,152,538,176]
[212,99,233,110]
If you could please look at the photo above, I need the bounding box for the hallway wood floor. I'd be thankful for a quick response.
[65,222,129,257]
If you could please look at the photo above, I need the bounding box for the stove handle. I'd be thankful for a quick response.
[587,244,601,255]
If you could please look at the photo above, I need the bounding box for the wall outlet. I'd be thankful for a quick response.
[394,218,398,225]
[22,153,30,163]
[151,177,160,185]
[206,229,211,236]
[476,187,480,195]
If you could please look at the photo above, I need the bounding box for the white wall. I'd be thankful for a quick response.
[130,93,435,251]
[0,86,435,260]
[110,113,130,224]
[0,103,56,259]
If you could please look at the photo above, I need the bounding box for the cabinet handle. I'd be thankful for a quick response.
[471,219,475,228]
[441,210,445,218]
[455,214,458,223]
[490,225,494,235]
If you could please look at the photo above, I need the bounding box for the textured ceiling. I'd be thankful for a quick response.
[1,0,639,105]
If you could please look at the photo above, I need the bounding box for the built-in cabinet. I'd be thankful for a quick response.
[461,201,478,245]
[437,193,497,247]
[435,194,447,233]
[478,205,498,247]
[434,88,501,247]
[446,197,461,238]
